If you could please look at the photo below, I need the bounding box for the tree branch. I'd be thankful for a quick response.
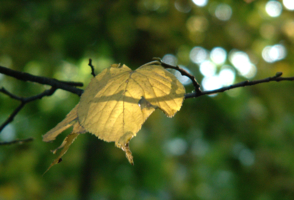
[185,72,294,98]
[1,60,294,137]
[153,58,294,99]
[0,87,57,132]
[0,137,34,145]
[0,66,84,96]
[0,65,85,134]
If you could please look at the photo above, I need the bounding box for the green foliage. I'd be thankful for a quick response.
[1,0,294,199]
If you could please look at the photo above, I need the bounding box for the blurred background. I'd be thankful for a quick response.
[1,0,294,199]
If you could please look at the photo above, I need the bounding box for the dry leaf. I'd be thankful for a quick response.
[43,131,79,175]
[43,105,86,174]
[42,104,80,142]
[77,61,185,163]
[43,61,185,171]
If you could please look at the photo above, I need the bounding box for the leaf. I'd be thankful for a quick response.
[42,104,79,142]
[77,61,185,163]
[43,61,185,169]
[43,133,79,175]
[43,105,86,174]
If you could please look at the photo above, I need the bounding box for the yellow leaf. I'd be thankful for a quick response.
[43,132,79,175]
[43,105,86,173]
[43,122,85,174]
[43,60,185,168]
[42,104,80,142]
[77,61,185,163]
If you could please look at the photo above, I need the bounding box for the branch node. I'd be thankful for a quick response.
[88,59,96,77]
[152,57,162,62]
[275,72,283,78]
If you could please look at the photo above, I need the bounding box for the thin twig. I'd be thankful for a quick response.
[0,87,57,132]
[185,72,294,98]
[153,57,202,95]
[88,59,96,77]
[0,65,85,134]
[0,137,34,145]
[0,66,83,96]
[153,57,294,99]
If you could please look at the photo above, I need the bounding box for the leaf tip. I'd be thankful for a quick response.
[44,132,80,174]
[116,142,134,165]
[124,143,134,165]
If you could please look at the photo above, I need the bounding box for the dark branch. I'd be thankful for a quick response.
[0,87,57,132]
[57,81,83,87]
[0,137,34,145]
[88,59,96,77]
[0,66,83,96]
[0,65,86,134]
[1,59,294,137]
[185,72,294,98]
[153,58,294,99]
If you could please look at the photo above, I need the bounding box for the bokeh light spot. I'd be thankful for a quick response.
[0,124,16,141]
[162,54,178,66]
[174,0,191,13]
[174,65,192,85]
[186,16,209,33]
[199,60,216,77]
[233,143,255,166]
[229,51,256,78]
[215,4,232,21]
[239,149,255,166]
[164,138,188,156]
[265,1,283,17]
[219,67,235,86]
[262,44,287,63]
[201,76,222,91]
[210,47,227,65]
[190,46,208,64]
[283,0,294,10]
[192,0,208,7]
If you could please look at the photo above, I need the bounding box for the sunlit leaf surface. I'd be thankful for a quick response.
[78,61,185,163]
[42,104,80,142]
[43,61,185,170]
